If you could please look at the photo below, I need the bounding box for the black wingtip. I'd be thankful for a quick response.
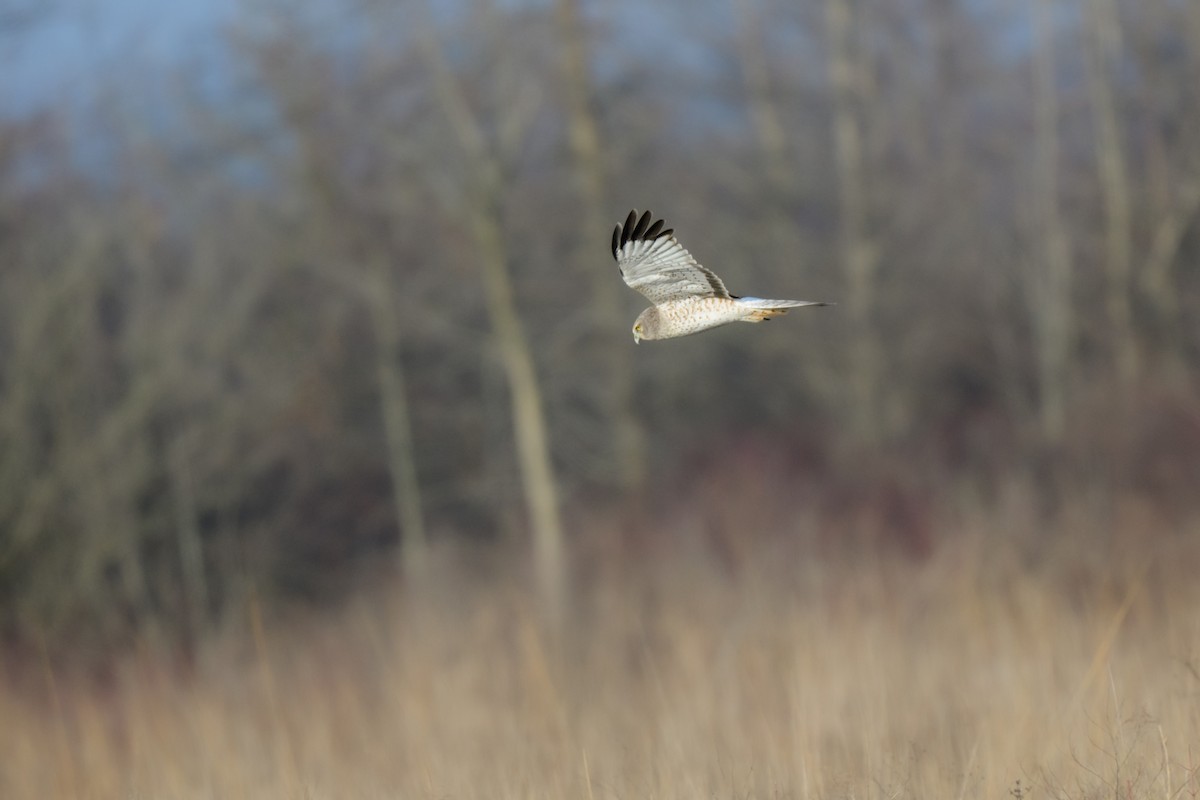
[632,210,652,240]
[619,209,638,251]
[614,209,673,258]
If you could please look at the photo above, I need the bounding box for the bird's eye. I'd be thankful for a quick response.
[634,325,642,332]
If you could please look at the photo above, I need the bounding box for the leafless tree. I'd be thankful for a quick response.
[553,0,646,492]
[417,2,565,613]
[1083,0,1137,385]
[1027,0,1073,444]
[825,0,882,443]
[3,0,1200,652]
[261,36,431,573]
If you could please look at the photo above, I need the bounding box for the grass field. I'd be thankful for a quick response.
[4,499,1200,799]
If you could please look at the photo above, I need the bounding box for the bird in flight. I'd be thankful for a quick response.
[612,210,830,342]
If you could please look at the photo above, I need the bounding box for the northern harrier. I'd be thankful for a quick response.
[612,210,829,342]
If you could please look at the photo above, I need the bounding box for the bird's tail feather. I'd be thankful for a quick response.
[737,297,830,322]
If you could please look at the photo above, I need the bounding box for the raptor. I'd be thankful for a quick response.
[612,210,830,342]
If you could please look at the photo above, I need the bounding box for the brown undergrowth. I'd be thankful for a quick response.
[3,491,1200,799]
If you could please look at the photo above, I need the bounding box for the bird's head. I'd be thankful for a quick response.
[632,308,656,344]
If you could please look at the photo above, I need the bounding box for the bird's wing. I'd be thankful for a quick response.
[611,210,732,304]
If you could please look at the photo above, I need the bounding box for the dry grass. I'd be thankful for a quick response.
[4,506,1200,799]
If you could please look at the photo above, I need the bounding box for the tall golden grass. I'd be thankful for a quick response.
[4,497,1200,799]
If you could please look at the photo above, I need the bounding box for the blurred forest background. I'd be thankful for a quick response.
[2,0,1200,655]
[5,1,1200,797]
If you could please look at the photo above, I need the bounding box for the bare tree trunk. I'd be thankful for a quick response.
[366,266,428,575]
[1127,0,1198,372]
[419,7,566,614]
[47,226,152,632]
[1191,0,1200,84]
[1029,0,1073,444]
[170,435,210,646]
[733,0,792,211]
[470,183,565,612]
[732,0,813,309]
[1083,0,1137,385]
[1141,174,1200,355]
[553,0,644,491]
[279,95,431,574]
[929,0,966,174]
[825,0,881,443]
